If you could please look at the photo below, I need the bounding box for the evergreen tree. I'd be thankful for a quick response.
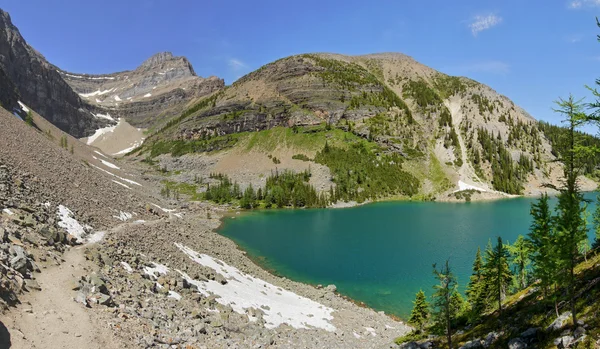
[484,237,512,321]
[431,260,458,349]
[408,290,429,333]
[527,193,557,300]
[466,247,486,321]
[593,193,600,249]
[553,96,589,327]
[507,235,531,290]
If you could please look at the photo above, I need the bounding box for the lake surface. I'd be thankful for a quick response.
[218,193,598,318]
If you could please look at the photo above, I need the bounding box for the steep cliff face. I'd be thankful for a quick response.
[0,9,110,137]
[58,52,225,128]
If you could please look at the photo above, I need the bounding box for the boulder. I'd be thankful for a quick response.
[547,312,572,332]
[484,332,500,347]
[508,338,527,349]
[460,339,483,349]
[554,335,574,348]
[325,284,337,293]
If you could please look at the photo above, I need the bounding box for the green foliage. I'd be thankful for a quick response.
[314,142,420,202]
[240,184,258,209]
[303,54,380,90]
[466,247,486,322]
[431,260,459,348]
[292,154,311,161]
[433,75,468,99]
[149,135,240,158]
[402,80,443,109]
[538,120,600,176]
[60,135,68,149]
[452,189,479,202]
[594,193,600,249]
[476,128,529,194]
[483,237,513,320]
[408,290,429,332]
[25,111,34,126]
[263,169,327,208]
[470,94,495,115]
[507,235,531,291]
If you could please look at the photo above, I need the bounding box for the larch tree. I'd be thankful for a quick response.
[432,260,459,349]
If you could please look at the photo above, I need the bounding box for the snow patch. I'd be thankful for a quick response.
[91,164,142,186]
[151,204,175,213]
[174,243,336,331]
[365,327,377,337]
[57,205,92,242]
[353,332,361,339]
[79,88,115,98]
[91,112,115,121]
[121,262,133,273]
[86,123,117,145]
[17,101,29,113]
[100,159,120,170]
[168,291,182,301]
[113,139,145,155]
[94,150,108,158]
[112,180,131,189]
[143,93,152,98]
[86,231,105,244]
[95,98,102,103]
[144,262,169,279]
[113,211,133,221]
[113,95,122,102]
[454,180,487,193]
[133,220,146,224]
[2,208,14,216]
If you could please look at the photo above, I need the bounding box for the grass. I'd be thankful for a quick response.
[428,152,453,193]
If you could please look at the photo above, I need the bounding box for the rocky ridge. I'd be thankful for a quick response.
[58,51,225,128]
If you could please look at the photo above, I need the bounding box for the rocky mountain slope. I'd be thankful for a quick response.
[140,53,591,200]
[58,52,224,128]
[0,9,110,138]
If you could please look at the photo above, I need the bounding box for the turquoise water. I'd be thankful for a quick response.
[218,193,598,318]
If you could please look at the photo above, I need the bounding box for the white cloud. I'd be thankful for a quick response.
[228,58,247,71]
[568,0,600,8]
[469,14,503,36]
[455,61,510,75]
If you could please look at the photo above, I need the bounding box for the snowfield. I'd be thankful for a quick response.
[87,123,118,145]
[17,101,29,113]
[454,180,487,193]
[174,243,337,331]
[57,205,92,242]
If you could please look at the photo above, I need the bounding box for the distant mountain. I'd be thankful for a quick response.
[142,53,597,197]
[58,52,224,128]
[0,8,225,137]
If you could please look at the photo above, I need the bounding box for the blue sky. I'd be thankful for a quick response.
[2,0,600,127]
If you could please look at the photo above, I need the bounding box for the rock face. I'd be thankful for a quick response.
[0,9,109,137]
[58,51,224,128]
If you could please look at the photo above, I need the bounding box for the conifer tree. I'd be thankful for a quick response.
[527,193,557,299]
[466,247,486,321]
[553,96,589,327]
[432,260,458,349]
[408,290,429,333]
[484,237,512,321]
[507,235,531,290]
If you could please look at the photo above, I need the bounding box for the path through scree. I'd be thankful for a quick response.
[0,246,121,349]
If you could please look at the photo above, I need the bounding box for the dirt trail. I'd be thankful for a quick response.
[0,246,121,349]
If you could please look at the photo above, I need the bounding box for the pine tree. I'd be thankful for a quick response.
[553,95,589,327]
[593,193,600,249]
[408,290,429,333]
[527,193,557,300]
[484,237,512,321]
[507,235,531,290]
[466,247,486,321]
[432,260,458,349]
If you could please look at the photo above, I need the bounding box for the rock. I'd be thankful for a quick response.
[460,339,483,349]
[554,335,574,348]
[547,312,572,332]
[508,338,527,349]
[88,273,108,294]
[574,326,586,339]
[419,342,433,349]
[520,328,538,339]
[325,284,337,293]
[484,332,500,347]
[24,279,41,291]
[399,342,420,349]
